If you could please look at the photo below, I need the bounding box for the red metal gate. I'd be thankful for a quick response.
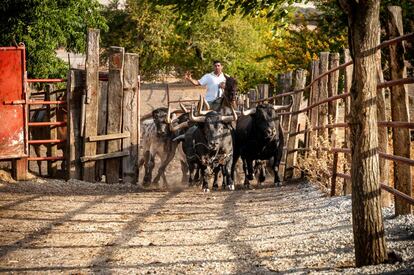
[0,46,27,159]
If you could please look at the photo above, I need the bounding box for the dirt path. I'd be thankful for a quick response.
[0,179,413,274]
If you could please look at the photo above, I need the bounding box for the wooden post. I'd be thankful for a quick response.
[387,6,412,215]
[331,152,339,196]
[257,84,268,99]
[343,49,353,195]
[318,52,329,140]
[308,60,320,150]
[137,75,141,182]
[328,53,339,145]
[284,69,306,180]
[280,72,292,177]
[82,29,100,182]
[12,158,27,180]
[122,53,139,184]
[248,89,257,107]
[67,69,84,180]
[106,46,125,184]
[96,81,108,182]
[376,47,391,207]
[46,84,58,177]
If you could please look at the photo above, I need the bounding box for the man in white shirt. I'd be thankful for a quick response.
[185,60,227,104]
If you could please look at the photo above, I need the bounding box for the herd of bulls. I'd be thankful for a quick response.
[140,76,292,192]
[29,76,291,190]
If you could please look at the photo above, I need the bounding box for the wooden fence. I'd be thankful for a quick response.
[67,29,139,184]
[250,17,414,215]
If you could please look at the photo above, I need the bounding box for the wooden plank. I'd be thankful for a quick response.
[96,81,108,181]
[66,69,84,180]
[317,52,329,140]
[122,53,139,184]
[106,46,125,184]
[12,158,27,181]
[81,150,129,163]
[284,69,306,180]
[82,28,100,182]
[46,84,58,176]
[387,6,412,215]
[89,132,130,142]
[328,53,339,146]
[343,49,353,195]
[308,60,320,150]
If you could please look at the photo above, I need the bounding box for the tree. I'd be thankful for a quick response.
[102,0,273,91]
[0,0,107,78]
[339,0,388,266]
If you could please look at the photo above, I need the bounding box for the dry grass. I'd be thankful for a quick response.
[296,116,349,195]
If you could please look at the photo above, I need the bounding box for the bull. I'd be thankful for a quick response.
[139,106,192,186]
[231,102,291,188]
[180,107,237,192]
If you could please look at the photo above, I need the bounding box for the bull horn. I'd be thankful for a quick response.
[203,97,210,110]
[273,96,293,111]
[170,121,189,132]
[220,106,238,122]
[166,105,172,124]
[189,105,206,123]
[179,103,189,113]
[197,95,203,114]
[140,112,153,121]
[242,106,256,116]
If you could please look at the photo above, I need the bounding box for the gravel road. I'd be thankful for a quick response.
[0,178,413,274]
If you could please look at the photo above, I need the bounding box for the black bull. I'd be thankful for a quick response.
[231,103,291,188]
[182,110,236,192]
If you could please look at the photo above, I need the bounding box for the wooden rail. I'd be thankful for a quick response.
[252,31,414,212]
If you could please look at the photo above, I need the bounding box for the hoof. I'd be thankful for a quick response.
[274,181,282,187]
[244,184,251,190]
[227,184,235,191]
[213,185,218,191]
[203,188,210,193]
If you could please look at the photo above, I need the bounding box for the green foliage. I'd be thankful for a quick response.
[101,0,178,80]
[102,1,273,91]
[0,0,107,78]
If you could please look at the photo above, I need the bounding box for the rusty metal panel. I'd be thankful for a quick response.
[0,47,27,159]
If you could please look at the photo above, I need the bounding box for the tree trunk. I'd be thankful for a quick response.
[339,0,387,267]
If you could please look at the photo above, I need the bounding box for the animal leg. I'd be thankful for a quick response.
[201,167,209,192]
[212,166,220,191]
[142,151,154,186]
[224,161,234,191]
[153,143,177,186]
[180,160,189,183]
